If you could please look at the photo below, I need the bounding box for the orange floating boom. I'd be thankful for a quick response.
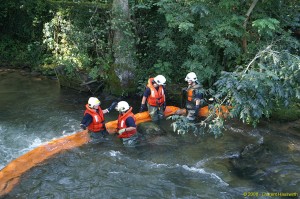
[0,105,229,196]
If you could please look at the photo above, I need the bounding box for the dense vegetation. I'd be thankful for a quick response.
[1,0,299,135]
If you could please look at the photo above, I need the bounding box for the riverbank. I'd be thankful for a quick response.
[0,67,56,80]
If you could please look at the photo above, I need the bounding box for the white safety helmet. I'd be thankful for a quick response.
[88,97,100,108]
[185,72,197,82]
[115,101,130,112]
[154,75,166,86]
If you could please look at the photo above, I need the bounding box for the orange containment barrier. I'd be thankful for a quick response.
[0,130,90,196]
[174,105,230,118]
[105,106,180,133]
[0,105,229,196]
[0,106,179,196]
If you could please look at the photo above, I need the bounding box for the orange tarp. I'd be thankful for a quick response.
[0,105,229,196]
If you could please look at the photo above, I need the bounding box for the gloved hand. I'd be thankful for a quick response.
[118,128,126,135]
[194,105,200,117]
[80,124,87,130]
[139,104,147,112]
[107,101,118,112]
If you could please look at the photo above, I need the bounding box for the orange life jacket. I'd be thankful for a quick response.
[187,88,194,102]
[84,104,105,132]
[117,107,137,138]
[147,78,165,106]
[187,83,202,102]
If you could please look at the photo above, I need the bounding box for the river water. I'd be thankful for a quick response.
[0,70,299,198]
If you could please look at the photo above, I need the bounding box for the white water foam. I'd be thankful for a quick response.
[108,171,122,174]
[19,137,44,154]
[181,164,229,187]
[7,133,77,163]
[148,162,169,168]
[227,126,244,133]
[227,126,264,144]
[108,150,122,157]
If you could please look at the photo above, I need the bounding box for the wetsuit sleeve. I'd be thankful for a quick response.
[125,117,136,127]
[80,113,93,129]
[143,87,151,98]
[194,89,204,100]
[194,91,204,100]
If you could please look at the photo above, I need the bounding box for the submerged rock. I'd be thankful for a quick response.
[137,122,167,137]
[230,142,300,193]
[137,121,177,145]
[230,143,270,178]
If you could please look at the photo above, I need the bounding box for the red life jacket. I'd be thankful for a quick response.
[84,104,105,132]
[117,107,137,138]
[146,78,165,106]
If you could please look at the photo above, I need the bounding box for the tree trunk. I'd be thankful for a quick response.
[242,0,259,52]
[112,0,136,89]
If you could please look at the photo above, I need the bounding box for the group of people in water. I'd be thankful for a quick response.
[80,72,204,146]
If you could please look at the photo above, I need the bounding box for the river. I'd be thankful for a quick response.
[0,69,299,198]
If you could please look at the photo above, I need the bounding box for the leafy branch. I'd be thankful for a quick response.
[169,44,300,137]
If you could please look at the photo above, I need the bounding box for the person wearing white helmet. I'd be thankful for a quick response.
[115,101,138,146]
[80,97,117,140]
[184,72,204,121]
[140,75,167,122]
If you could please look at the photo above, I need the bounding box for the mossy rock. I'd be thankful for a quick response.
[103,64,137,96]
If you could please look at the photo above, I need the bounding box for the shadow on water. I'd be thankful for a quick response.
[1,70,300,198]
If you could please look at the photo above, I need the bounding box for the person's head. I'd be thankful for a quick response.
[115,101,130,114]
[153,75,166,87]
[185,72,197,85]
[88,97,101,109]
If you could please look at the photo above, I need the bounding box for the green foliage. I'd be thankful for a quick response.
[168,115,203,136]
[134,0,299,88]
[156,37,177,52]
[131,0,300,137]
[27,41,47,70]
[153,60,172,81]
[271,103,300,122]
[0,35,29,66]
[169,45,299,137]
[215,46,300,126]
[43,10,90,76]
[0,0,51,67]
[42,5,112,81]
[252,18,280,37]
[168,104,226,138]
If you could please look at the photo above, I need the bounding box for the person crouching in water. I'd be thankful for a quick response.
[184,72,204,121]
[80,97,117,140]
[140,75,166,123]
[115,101,138,146]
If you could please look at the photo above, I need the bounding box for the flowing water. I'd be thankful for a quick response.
[0,70,299,198]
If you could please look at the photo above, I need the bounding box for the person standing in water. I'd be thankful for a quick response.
[80,97,117,140]
[115,101,139,146]
[184,72,204,121]
[140,75,167,123]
